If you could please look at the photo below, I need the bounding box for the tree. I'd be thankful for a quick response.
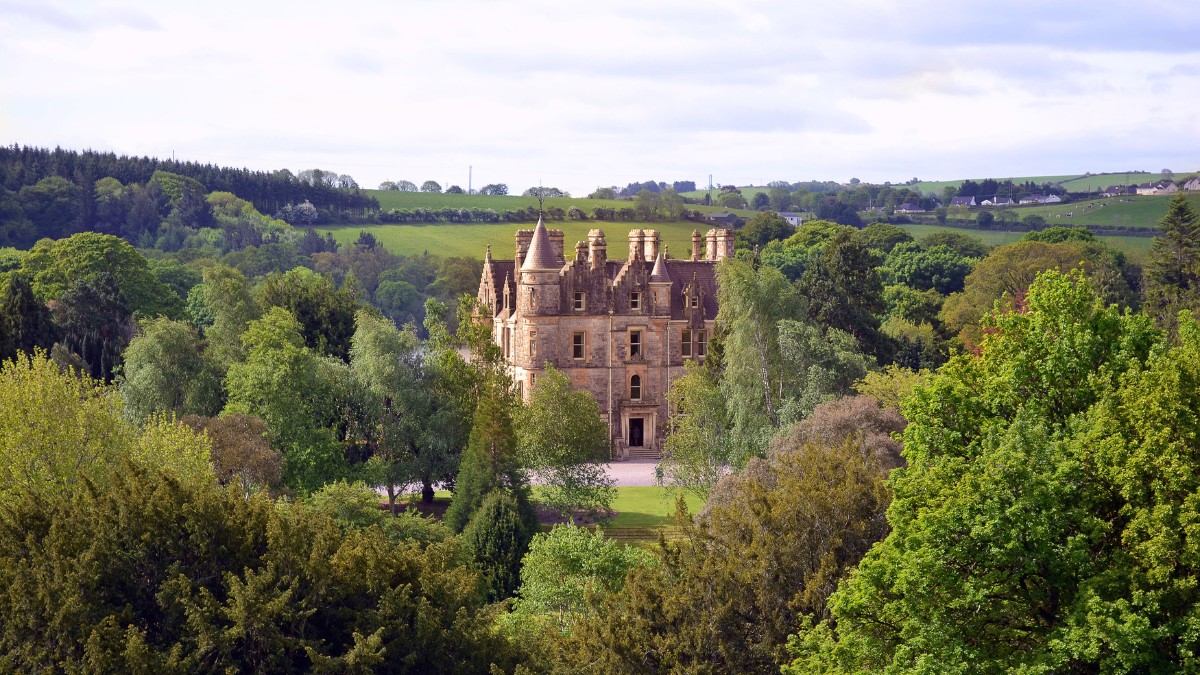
[257,267,359,361]
[479,183,508,196]
[444,379,527,532]
[0,350,212,507]
[507,524,654,657]
[751,191,770,209]
[789,270,1165,673]
[182,412,282,497]
[663,361,732,498]
[53,272,133,381]
[561,433,892,673]
[942,240,1138,346]
[0,272,56,363]
[919,231,988,258]
[117,317,222,421]
[223,308,348,492]
[420,180,442,193]
[517,366,615,519]
[882,242,974,295]
[976,209,995,228]
[588,187,615,199]
[350,311,457,508]
[738,211,793,249]
[716,258,803,461]
[0,460,519,672]
[21,232,183,318]
[853,223,912,254]
[461,490,539,602]
[18,175,81,240]
[1143,192,1200,330]
[798,229,889,360]
[190,264,260,370]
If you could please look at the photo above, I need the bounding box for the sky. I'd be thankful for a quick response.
[1,0,1197,196]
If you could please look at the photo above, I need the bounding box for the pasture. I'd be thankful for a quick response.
[366,189,753,217]
[898,223,1154,260]
[320,220,719,259]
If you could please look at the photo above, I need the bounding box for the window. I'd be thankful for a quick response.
[530,372,536,389]
[690,295,699,309]
[573,291,585,311]
[630,374,641,400]
[529,288,537,310]
[681,329,692,357]
[697,329,708,357]
[629,330,641,358]
[572,332,585,360]
[629,292,641,311]
[530,330,537,361]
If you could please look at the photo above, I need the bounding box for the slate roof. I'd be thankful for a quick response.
[521,217,558,270]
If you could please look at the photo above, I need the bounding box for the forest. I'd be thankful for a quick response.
[3,143,1200,672]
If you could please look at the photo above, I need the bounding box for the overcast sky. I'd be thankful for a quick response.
[2,0,1197,195]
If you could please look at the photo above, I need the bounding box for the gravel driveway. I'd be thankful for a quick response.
[604,459,662,487]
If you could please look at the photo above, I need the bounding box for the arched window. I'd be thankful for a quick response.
[630,374,641,400]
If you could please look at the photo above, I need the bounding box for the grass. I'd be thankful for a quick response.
[606,487,705,528]
[897,223,1154,261]
[320,220,720,259]
[366,189,755,217]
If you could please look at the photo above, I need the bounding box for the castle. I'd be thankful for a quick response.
[477,218,732,459]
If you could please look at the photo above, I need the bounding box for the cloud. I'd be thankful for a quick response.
[0,0,160,32]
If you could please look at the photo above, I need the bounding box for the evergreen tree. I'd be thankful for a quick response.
[443,380,528,532]
[0,272,56,362]
[460,490,538,602]
[1144,192,1200,331]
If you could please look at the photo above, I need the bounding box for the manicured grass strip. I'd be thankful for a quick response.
[606,486,705,528]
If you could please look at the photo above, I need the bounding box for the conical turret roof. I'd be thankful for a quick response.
[521,216,558,270]
[650,250,671,282]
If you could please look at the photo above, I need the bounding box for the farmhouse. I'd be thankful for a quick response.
[895,203,925,213]
[703,212,739,227]
[778,211,804,226]
[1185,177,1200,192]
[950,196,976,208]
[478,219,727,459]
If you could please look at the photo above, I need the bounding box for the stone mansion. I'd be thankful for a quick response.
[477,218,732,459]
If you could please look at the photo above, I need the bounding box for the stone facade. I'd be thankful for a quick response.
[478,219,732,459]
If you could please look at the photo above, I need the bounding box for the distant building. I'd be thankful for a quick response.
[895,203,925,213]
[478,220,729,459]
[1185,177,1200,192]
[950,196,976,208]
[992,197,1014,207]
[703,212,739,227]
[778,211,803,226]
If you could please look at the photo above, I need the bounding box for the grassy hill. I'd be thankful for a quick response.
[897,224,1154,261]
[366,189,755,217]
[320,219,717,260]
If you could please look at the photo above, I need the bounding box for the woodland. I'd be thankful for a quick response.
[3,146,1200,672]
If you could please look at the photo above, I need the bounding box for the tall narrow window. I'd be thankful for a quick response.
[572,332,585,360]
[530,330,538,361]
[681,328,692,357]
[629,330,641,358]
[530,373,536,389]
[696,329,708,357]
[529,288,537,310]
[629,292,641,311]
[630,374,641,400]
[573,291,586,311]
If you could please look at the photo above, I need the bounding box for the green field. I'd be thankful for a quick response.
[1006,193,1200,229]
[910,172,1198,195]
[366,189,753,217]
[898,224,1154,260]
[321,220,718,259]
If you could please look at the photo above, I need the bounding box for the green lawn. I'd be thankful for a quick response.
[320,220,721,259]
[607,486,705,528]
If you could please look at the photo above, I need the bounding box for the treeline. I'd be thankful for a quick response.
[0,145,378,231]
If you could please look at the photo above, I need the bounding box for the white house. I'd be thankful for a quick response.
[778,211,803,226]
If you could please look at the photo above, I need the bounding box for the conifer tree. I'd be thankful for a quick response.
[443,379,528,532]
[1145,192,1200,331]
[461,490,538,602]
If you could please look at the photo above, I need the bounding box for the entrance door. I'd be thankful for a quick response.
[628,418,644,447]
